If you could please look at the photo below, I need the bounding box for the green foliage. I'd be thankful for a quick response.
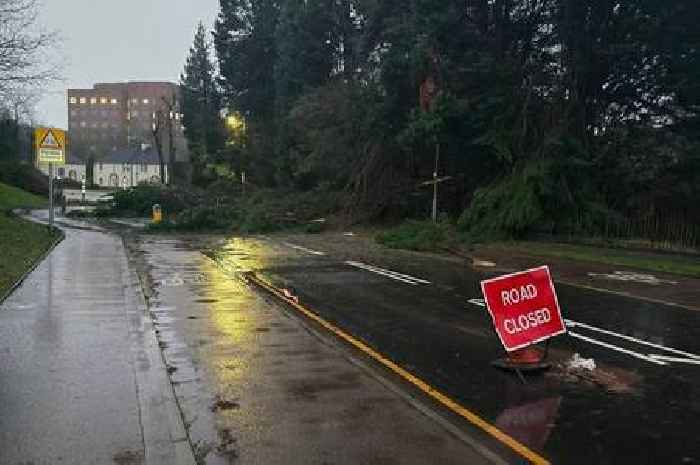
[376,220,453,252]
[0,162,48,196]
[111,185,199,217]
[458,168,545,239]
[0,211,57,297]
[180,22,226,186]
[285,81,383,190]
[0,182,46,210]
[207,0,700,242]
[147,186,341,234]
[0,183,57,296]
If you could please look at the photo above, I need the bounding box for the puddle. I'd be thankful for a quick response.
[211,396,240,412]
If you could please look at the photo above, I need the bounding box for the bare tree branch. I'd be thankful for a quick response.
[0,0,62,113]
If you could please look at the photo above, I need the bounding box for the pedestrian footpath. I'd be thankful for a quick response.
[0,219,193,465]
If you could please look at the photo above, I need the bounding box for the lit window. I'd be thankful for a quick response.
[80,121,86,128]
[100,97,108,104]
[90,97,97,104]
[131,98,139,105]
[69,97,77,104]
[111,98,118,104]
[79,97,87,104]
[143,98,150,104]
[132,111,139,118]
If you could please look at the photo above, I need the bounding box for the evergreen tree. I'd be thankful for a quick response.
[214,0,280,184]
[214,0,279,122]
[180,21,224,185]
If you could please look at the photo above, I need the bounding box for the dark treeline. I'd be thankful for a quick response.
[182,0,700,239]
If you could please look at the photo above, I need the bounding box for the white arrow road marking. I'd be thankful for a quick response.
[345,261,430,285]
[282,242,327,256]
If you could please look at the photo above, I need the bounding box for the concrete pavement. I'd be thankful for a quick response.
[0,214,193,465]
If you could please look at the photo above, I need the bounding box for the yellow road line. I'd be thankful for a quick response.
[245,272,551,465]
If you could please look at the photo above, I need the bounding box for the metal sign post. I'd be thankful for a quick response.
[420,171,452,222]
[432,142,440,223]
[48,163,54,227]
[35,128,66,228]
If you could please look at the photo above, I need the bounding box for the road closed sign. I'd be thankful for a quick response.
[481,266,566,352]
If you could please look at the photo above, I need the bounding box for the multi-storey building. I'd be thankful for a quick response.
[67,81,189,166]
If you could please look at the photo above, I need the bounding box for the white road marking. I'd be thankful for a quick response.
[568,331,668,365]
[282,242,327,256]
[647,355,700,365]
[467,297,700,366]
[345,261,430,285]
[587,271,678,286]
[564,319,700,360]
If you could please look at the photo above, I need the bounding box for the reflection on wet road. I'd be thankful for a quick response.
[134,237,494,465]
[195,235,700,465]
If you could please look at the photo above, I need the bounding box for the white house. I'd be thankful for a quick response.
[39,148,168,188]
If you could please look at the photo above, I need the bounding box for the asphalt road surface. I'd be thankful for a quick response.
[130,236,496,465]
[185,233,700,465]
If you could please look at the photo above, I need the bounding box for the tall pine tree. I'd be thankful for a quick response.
[180,21,224,185]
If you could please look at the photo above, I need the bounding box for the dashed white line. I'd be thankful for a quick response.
[282,242,327,256]
[345,261,430,285]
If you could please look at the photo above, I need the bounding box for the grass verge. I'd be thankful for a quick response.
[486,241,700,278]
[376,220,455,252]
[0,182,57,299]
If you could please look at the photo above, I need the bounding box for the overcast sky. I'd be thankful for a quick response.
[37,0,220,129]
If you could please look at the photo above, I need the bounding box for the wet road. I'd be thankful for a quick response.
[131,237,495,465]
[193,234,700,465]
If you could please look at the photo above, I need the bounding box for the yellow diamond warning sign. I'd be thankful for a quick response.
[36,128,66,164]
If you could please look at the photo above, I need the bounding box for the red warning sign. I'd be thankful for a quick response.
[481,266,566,352]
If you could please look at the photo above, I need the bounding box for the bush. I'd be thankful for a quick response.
[376,220,454,252]
[0,162,48,196]
[171,205,238,231]
[112,184,201,217]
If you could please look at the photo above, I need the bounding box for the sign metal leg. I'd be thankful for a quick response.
[48,162,54,227]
